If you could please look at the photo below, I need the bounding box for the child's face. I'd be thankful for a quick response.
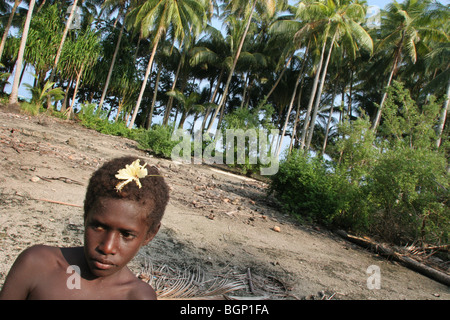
[83,197,158,278]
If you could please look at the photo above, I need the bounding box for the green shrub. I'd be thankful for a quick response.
[20,101,42,116]
[77,103,139,140]
[24,77,64,108]
[136,124,179,158]
[269,151,353,226]
[77,103,105,129]
[364,81,449,244]
[366,147,449,244]
[221,105,275,176]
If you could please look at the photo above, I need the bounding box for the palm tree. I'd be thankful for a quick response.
[190,24,232,131]
[24,74,64,106]
[98,0,131,110]
[162,31,197,126]
[274,49,308,157]
[371,0,446,131]
[205,0,258,134]
[9,0,35,105]
[0,0,22,60]
[305,1,373,150]
[59,27,101,118]
[46,0,79,110]
[424,42,450,148]
[166,89,204,129]
[23,4,63,90]
[126,0,207,129]
[436,81,449,148]
[294,0,372,151]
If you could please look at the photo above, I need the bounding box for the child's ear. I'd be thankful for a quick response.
[143,222,161,245]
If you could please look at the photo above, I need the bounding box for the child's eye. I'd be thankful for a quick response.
[90,222,105,231]
[121,232,136,240]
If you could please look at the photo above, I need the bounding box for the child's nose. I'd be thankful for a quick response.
[98,231,118,255]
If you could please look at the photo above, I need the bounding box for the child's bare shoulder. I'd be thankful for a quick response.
[14,245,63,276]
[127,277,158,300]
[19,245,61,265]
[0,245,63,299]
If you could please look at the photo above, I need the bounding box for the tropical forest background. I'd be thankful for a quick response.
[0,0,449,248]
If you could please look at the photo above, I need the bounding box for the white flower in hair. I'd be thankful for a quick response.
[115,159,148,192]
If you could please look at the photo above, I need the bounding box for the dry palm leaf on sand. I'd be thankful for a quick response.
[137,262,289,300]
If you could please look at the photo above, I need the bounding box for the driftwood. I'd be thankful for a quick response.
[37,176,84,185]
[336,230,450,287]
[36,198,83,208]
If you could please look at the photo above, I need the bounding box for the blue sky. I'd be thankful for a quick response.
[368,0,391,8]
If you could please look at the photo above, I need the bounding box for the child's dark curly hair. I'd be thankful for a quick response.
[84,156,169,233]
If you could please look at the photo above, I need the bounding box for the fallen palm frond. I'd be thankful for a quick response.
[138,262,289,300]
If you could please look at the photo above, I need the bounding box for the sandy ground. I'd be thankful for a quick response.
[0,109,448,300]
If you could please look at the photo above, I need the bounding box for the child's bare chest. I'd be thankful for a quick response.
[27,267,131,300]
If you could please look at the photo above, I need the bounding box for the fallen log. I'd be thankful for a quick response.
[336,230,450,287]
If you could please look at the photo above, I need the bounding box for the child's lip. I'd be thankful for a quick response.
[92,258,115,270]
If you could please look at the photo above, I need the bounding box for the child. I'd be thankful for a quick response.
[0,156,169,300]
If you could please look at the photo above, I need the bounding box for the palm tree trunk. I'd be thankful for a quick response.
[66,63,84,119]
[305,32,336,151]
[206,0,257,134]
[47,0,79,110]
[18,62,28,88]
[372,51,400,131]
[436,80,449,148]
[289,45,311,153]
[99,8,127,109]
[115,98,124,122]
[299,30,329,150]
[289,80,304,153]
[163,55,183,126]
[146,64,162,129]
[9,0,35,105]
[178,110,188,129]
[61,77,74,112]
[201,68,224,132]
[133,34,142,60]
[266,54,294,100]
[0,0,22,60]
[240,72,250,109]
[276,68,303,158]
[321,81,338,156]
[128,33,161,129]
[36,0,47,13]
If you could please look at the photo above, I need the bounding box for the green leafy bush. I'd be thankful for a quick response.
[366,81,449,243]
[221,105,275,176]
[20,101,42,116]
[366,146,449,244]
[77,103,139,140]
[269,151,350,226]
[77,103,106,129]
[24,75,64,108]
[136,124,179,158]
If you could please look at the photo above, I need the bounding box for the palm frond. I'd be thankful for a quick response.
[138,262,289,300]
[139,263,246,299]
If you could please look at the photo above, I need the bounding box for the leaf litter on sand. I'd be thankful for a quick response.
[137,262,292,300]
